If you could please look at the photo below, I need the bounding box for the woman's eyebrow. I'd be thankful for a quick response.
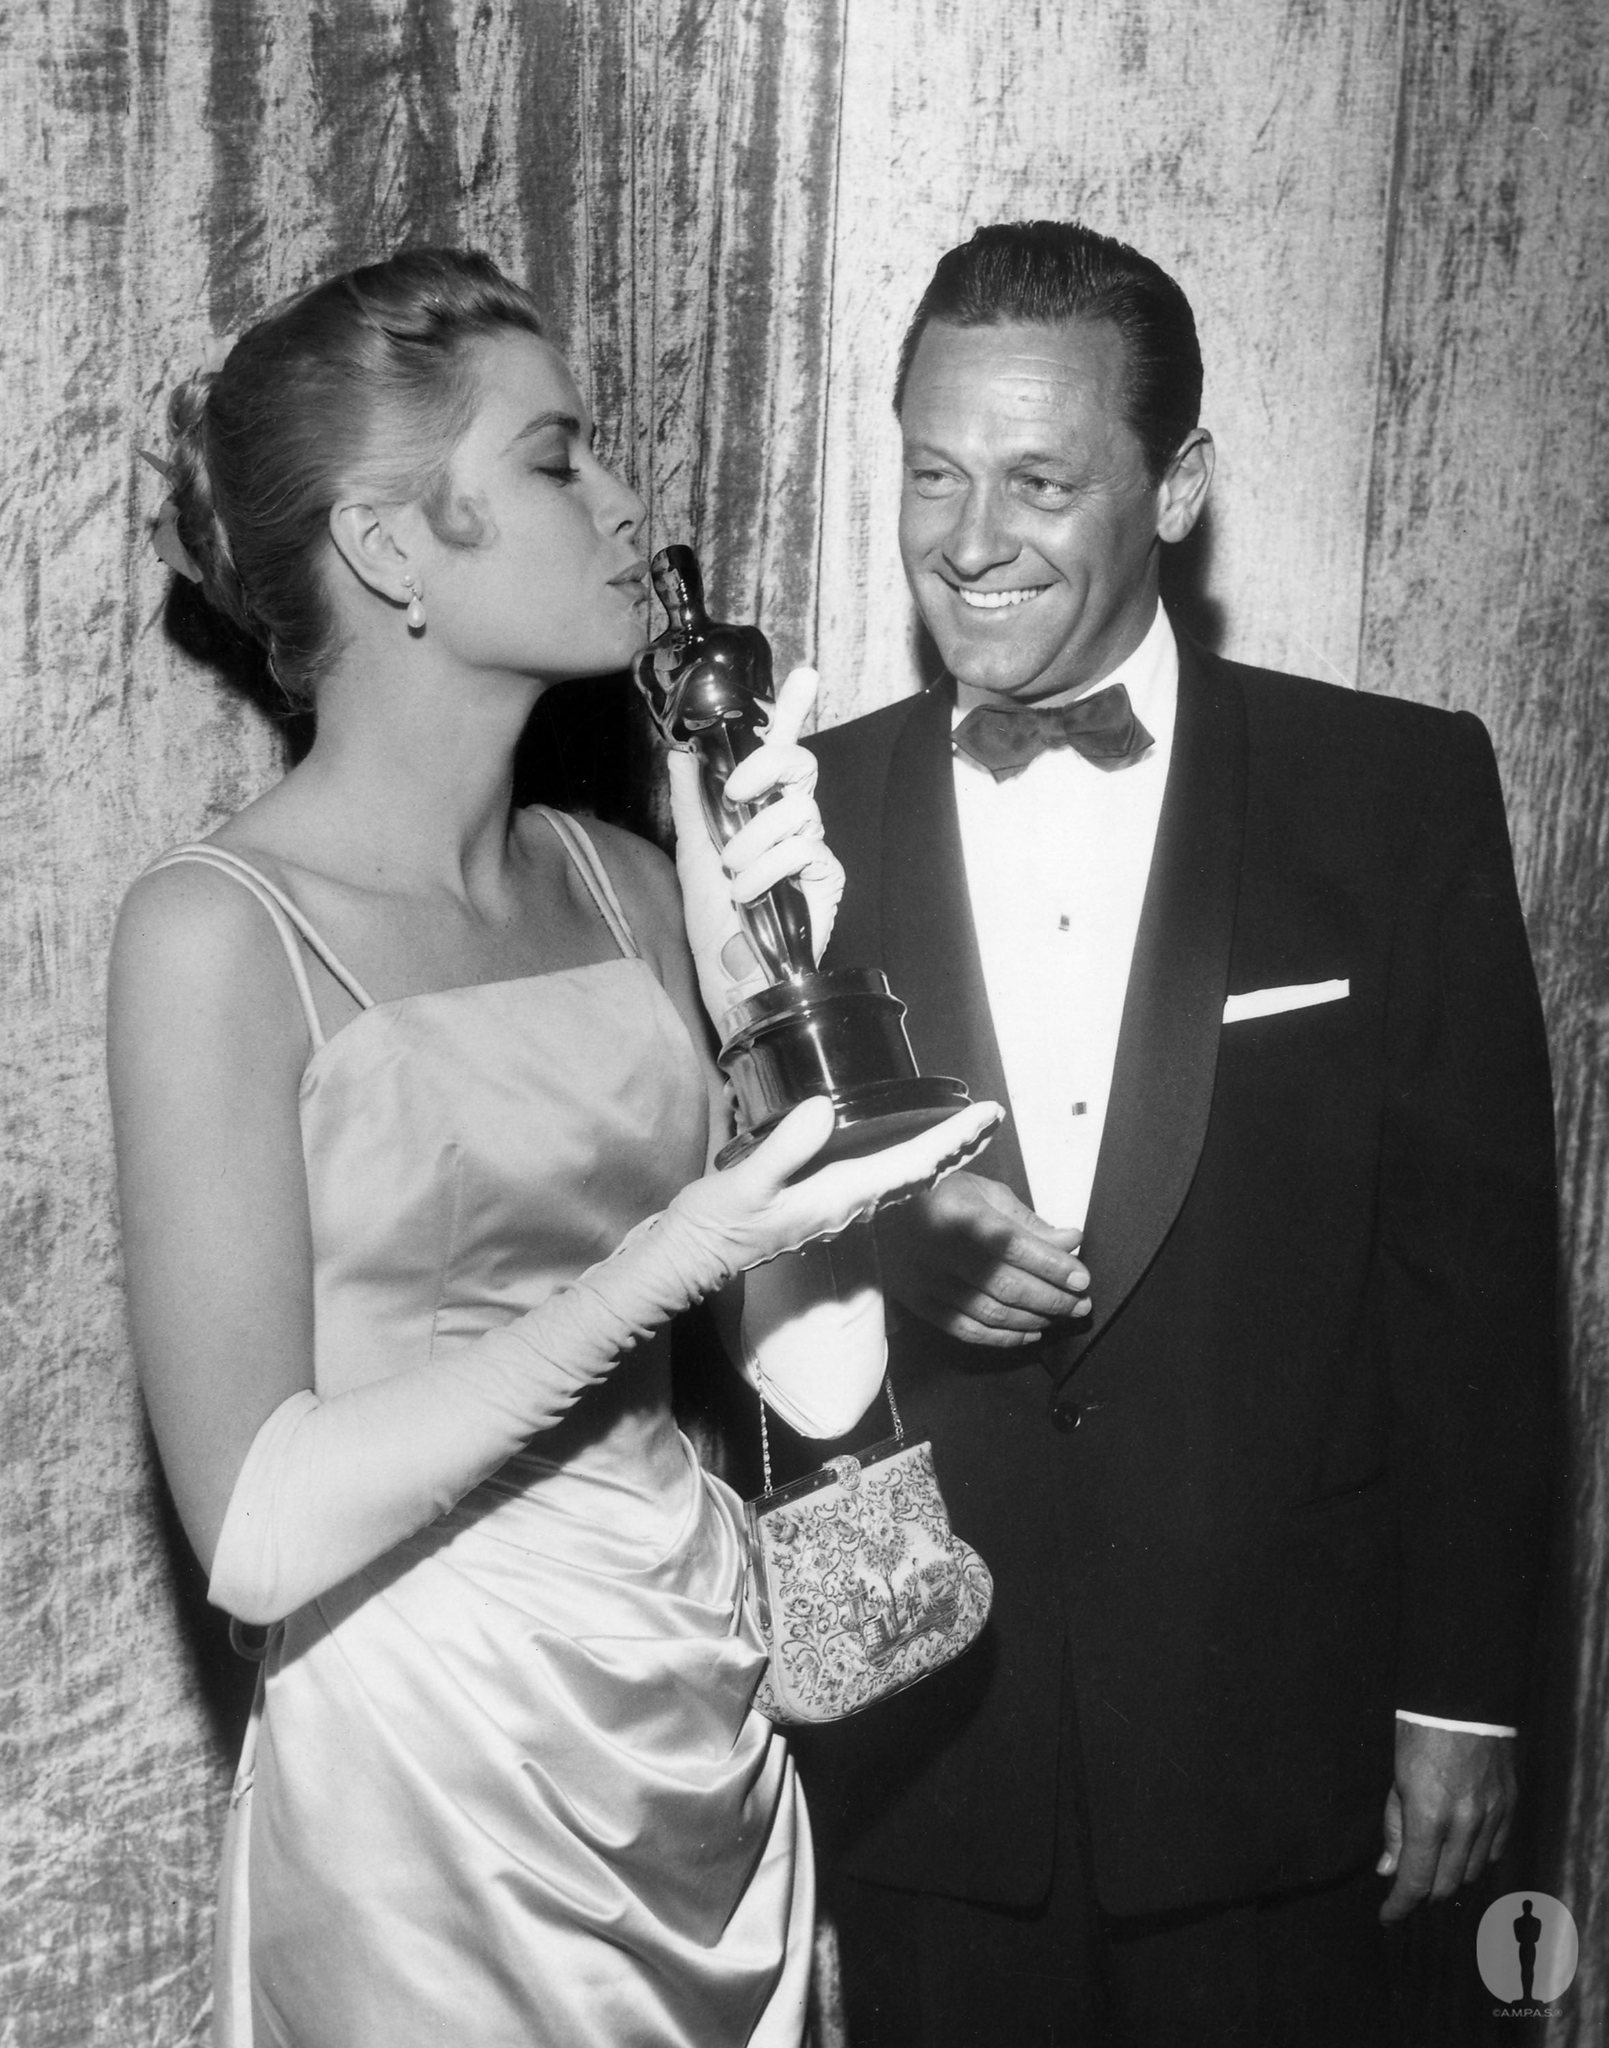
[505,410,582,451]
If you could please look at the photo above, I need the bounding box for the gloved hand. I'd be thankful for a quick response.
[667,665,845,1030]
[653,1094,1001,1280]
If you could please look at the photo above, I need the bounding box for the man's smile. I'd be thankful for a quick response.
[947,583,1052,611]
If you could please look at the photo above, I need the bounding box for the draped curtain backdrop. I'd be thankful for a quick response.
[3,1,1604,2040]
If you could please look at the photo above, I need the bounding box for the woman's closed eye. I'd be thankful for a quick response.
[533,424,607,485]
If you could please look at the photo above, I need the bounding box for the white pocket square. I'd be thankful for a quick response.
[1223,978,1349,1024]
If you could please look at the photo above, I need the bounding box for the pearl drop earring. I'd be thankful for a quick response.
[403,574,425,632]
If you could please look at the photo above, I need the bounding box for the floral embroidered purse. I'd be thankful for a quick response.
[745,1375,994,1725]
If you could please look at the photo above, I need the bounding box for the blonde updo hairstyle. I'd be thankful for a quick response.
[165,247,546,708]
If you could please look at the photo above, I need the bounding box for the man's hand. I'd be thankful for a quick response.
[1377,1722,1517,1922]
[874,1170,1090,1348]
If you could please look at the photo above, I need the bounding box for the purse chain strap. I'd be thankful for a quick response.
[755,1361,903,1496]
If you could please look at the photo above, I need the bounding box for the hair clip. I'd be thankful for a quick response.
[138,448,203,585]
[201,331,241,374]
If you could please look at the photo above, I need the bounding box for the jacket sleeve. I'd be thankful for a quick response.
[1377,710,1558,1726]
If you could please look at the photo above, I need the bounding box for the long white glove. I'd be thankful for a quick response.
[668,665,913,1438]
[667,665,845,1032]
[208,1094,1001,1624]
[739,1225,888,1439]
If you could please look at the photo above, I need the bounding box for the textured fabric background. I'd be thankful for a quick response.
[2,2,1605,2041]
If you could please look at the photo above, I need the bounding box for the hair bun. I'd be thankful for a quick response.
[163,360,256,637]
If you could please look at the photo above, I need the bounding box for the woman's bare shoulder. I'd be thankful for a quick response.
[575,815,676,899]
[116,845,277,967]
[518,808,679,931]
[110,848,312,1066]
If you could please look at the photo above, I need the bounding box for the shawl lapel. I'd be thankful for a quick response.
[876,684,1031,1202]
[1047,640,1247,1388]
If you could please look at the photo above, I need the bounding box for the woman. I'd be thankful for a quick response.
[109,248,996,2047]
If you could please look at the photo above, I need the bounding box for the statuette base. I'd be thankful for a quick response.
[714,967,971,1170]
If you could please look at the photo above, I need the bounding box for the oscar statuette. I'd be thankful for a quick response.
[633,544,971,1167]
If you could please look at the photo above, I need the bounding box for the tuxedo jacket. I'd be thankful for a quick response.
[791,639,1557,1919]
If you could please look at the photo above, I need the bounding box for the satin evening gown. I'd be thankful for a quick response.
[151,812,812,2048]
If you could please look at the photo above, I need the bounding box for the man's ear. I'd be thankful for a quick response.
[1156,429,1214,544]
[328,499,416,606]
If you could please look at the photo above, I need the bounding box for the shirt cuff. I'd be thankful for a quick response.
[1396,1709,1518,1738]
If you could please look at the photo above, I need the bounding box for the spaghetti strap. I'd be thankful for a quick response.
[534,809,642,960]
[144,845,377,1049]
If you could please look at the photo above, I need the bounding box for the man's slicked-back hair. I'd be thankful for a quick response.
[893,221,1202,482]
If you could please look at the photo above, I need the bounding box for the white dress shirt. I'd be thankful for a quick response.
[949,602,1513,1741]
[952,602,1176,1231]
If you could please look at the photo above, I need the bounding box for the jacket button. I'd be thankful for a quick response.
[1050,1397,1082,1433]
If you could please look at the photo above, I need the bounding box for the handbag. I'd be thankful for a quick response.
[745,1370,993,1725]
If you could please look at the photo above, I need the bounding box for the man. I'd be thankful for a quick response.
[790,222,1556,2046]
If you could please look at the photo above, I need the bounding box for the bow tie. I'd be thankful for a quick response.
[951,684,1154,780]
